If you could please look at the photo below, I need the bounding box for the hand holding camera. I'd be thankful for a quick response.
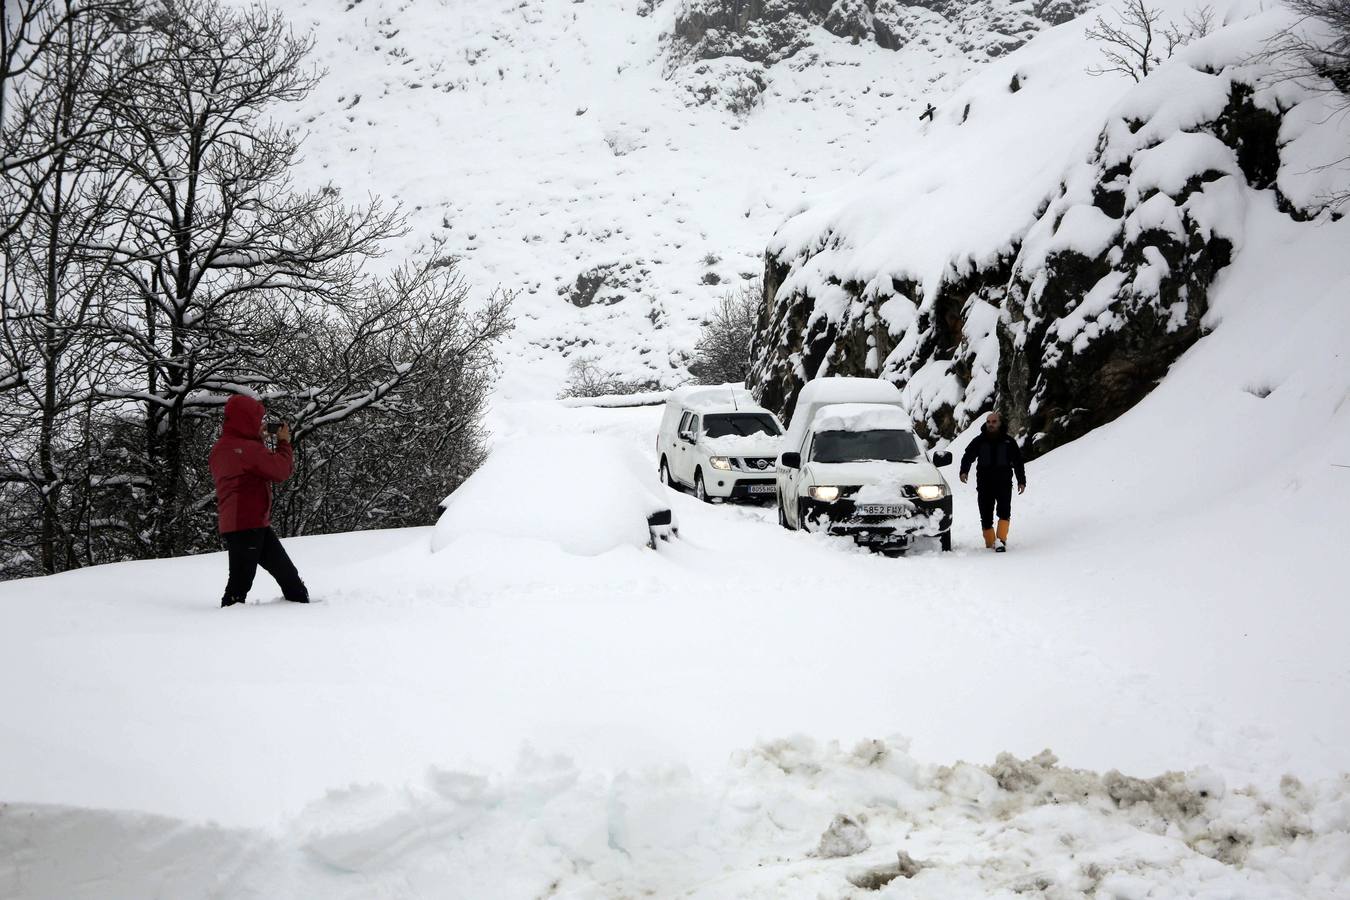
[264,421,291,443]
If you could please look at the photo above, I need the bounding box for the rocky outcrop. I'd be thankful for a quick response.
[667,0,1090,65]
[749,53,1334,456]
[673,57,769,115]
[992,79,1291,452]
[560,260,654,308]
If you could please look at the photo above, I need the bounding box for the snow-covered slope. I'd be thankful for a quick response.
[280,0,1072,398]
[750,0,1350,454]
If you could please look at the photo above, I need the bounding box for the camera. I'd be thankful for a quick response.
[266,421,284,436]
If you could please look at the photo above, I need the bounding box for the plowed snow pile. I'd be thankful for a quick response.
[5,740,1348,898]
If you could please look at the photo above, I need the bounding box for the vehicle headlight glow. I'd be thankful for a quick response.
[809,485,841,502]
[709,456,732,471]
[915,483,947,501]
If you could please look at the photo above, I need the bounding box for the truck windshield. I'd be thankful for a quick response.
[703,413,781,438]
[812,430,920,463]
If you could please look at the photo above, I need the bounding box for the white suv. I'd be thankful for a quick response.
[775,378,953,552]
[657,385,784,503]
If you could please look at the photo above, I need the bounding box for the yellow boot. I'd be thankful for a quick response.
[983,528,996,549]
[995,519,1010,552]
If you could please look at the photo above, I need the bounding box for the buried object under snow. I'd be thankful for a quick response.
[433,435,677,555]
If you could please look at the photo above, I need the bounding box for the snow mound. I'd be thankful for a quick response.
[432,435,667,556]
[5,738,1346,898]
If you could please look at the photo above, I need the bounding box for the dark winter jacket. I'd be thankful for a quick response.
[960,426,1026,486]
[209,395,292,534]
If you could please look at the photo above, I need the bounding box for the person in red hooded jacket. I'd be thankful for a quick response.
[209,395,309,607]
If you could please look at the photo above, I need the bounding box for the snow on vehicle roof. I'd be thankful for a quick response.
[668,383,765,414]
[793,377,902,408]
[811,403,915,433]
[783,377,906,450]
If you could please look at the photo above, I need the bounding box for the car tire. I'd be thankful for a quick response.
[777,493,792,530]
[695,469,712,504]
[659,457,673,489]
[939,530,952,552]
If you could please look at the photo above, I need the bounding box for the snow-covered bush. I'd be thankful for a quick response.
[673,58,767,115]
[268,260,513,538]
[687,281,761,384]
[558,357,657,400]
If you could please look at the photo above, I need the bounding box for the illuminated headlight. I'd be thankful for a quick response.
[915,484,947,501]
[808,485,841,502]
[709,456,732,471]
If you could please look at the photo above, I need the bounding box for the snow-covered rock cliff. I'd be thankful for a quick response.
[748,0,1350,454]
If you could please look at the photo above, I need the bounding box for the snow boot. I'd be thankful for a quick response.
[996,519,1010,552]
[982,528,996,549]
[221,595,246,608]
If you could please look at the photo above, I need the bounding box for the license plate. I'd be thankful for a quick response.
[747,484,776,494]
[857,504,906,516]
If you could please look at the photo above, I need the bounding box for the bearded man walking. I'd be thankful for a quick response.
[959,411,1027,552]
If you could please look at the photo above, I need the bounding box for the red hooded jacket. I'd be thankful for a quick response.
[209,395,293,534]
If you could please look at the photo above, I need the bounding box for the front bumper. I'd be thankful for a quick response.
[801,495,952,544]
[707,475,777,502]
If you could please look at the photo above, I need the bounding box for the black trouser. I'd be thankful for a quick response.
[976,473,1013,530]
[221,527,307,604]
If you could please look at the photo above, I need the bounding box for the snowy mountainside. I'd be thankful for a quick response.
[750,0,1350,454]
[280,0,1085,399]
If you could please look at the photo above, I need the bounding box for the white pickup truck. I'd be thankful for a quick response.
[775,377,953,552]
[656,385,785,503]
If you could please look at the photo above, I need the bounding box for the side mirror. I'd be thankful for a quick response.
[780,451,801,469]
[681,432,696,444]
[932,450,952,467]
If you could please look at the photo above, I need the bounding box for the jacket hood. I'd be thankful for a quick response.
[222,395,265,440]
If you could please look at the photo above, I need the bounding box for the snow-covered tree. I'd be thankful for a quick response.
[0,1,139,573]
[688,281,759,385]
[92,0,402,557]
[0,0,516,578]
